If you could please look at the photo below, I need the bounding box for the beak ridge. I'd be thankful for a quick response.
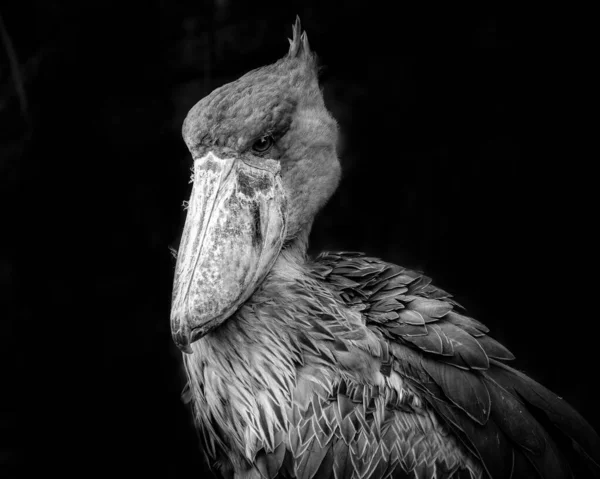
[170,152,287,352]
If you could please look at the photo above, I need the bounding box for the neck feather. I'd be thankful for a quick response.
[181,227,316,465]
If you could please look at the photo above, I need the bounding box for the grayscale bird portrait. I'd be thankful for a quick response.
[2,2,597,478]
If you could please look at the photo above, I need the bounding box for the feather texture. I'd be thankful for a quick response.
[176,18,600,479]
[180,250,600,478]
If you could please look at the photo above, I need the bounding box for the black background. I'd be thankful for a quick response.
[1,1,596,476]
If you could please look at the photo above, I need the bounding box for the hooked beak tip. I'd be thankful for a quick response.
[173,324,214,354]
[180,344,193,355]
[173,329,194,354]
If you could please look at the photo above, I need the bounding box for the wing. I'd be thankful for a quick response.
[310,252,600,479]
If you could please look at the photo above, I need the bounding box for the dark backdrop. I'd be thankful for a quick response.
[1,1,596,476]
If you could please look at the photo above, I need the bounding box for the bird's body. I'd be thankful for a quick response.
[184,247,483,478]
[181,246,599,479]
[171,19,600,479]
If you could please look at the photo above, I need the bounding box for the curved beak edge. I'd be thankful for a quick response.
[170,152,287,353]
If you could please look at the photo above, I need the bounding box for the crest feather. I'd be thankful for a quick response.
[287,15,312,59]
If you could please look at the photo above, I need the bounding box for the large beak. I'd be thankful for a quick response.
[170,151,287,353]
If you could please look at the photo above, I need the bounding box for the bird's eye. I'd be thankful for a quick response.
[252,135,274,154]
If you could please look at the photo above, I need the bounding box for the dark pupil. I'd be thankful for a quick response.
[254,137,271,152]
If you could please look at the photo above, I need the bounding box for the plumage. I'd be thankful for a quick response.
[170,17,600,479]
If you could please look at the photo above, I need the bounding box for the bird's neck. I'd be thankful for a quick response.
[278,220,312,266]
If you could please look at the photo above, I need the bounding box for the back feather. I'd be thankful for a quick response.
[315,252,600,478]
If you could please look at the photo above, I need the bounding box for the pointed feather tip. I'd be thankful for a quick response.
[287,15,312,59]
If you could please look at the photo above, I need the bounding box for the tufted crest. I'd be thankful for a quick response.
[288,16,312,60]
[181,16,322,156]
[284,16,319,82]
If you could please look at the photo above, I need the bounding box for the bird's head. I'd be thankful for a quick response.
[171,18,341,353]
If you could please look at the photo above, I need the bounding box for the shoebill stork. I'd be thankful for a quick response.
[170,18,600,479]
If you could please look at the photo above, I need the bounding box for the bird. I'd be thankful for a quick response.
[169,17,600,479]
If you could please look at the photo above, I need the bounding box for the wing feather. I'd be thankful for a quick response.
[422,358,491,425]
[314,251,600,478]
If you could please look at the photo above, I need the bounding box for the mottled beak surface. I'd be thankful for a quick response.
[171,152,287,353]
